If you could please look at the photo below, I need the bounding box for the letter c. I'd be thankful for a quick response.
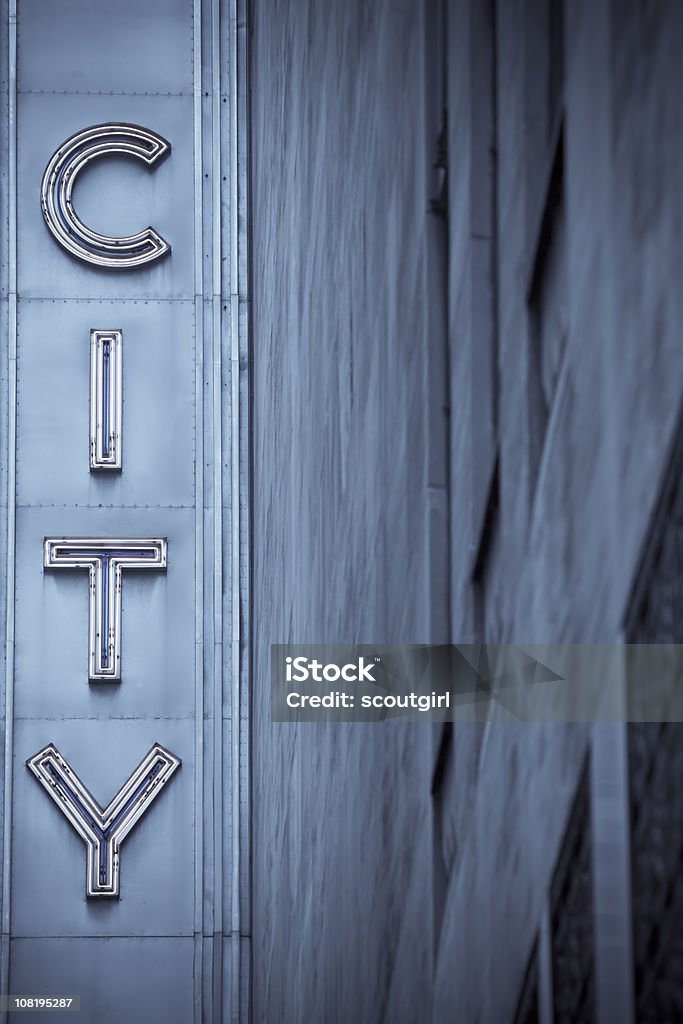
[40,122,171,269]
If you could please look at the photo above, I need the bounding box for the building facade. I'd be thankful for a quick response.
[0,1,250,1021]
[250,1,683,1021]
[2,0,683,1022]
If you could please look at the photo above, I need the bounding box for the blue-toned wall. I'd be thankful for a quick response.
[250,1,683,1021]
[0,2,250,1020]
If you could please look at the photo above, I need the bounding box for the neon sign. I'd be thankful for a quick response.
[29,125,180,897]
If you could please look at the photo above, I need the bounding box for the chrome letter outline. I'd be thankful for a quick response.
[44,537,167,681]
[27,743,181,898]
[90,330,123,471]
[40,123,171,269]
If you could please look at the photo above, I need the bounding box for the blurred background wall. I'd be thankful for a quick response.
[250,1,683,1020]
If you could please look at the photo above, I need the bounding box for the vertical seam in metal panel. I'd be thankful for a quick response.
[211,0,225,1016]
[1,0,16,1013]
[229,0,242,1019]
[193,0,205,1018]
[236,1,251,1017]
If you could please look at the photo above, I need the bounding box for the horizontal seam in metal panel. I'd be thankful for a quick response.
[16,504,195,509]
[17,90,193,97]
[19,296,196,303]
[10,934,198,941]
[14,715,196,722]
[17,298,195,305]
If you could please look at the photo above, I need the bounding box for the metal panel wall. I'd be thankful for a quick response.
[0,1,250,1020]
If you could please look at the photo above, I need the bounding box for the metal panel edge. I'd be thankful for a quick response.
[1,0,16,1013]
[211,0,225,1018]
[192,0,206,1019]
[235,1,252,1020]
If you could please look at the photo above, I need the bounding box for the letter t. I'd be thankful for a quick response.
[44,537,167,681]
